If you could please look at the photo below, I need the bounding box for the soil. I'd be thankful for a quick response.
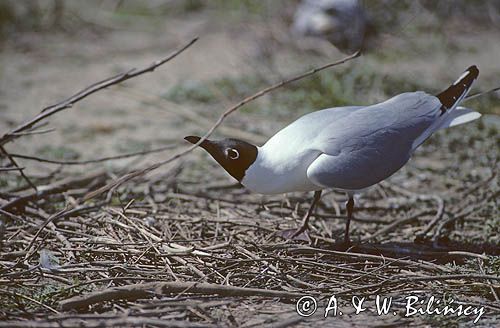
[0,2,499,327]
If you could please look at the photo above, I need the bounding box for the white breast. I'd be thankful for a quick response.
[241,106,364,194]
[241,147,321,194]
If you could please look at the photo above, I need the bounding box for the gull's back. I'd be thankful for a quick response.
[258,91,443,193]
[244,66,479,195]
[307,91,442,190]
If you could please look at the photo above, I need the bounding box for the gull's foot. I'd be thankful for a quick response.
[276,228,311,242]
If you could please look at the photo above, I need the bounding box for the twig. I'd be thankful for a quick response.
[0,208,25,221]
[336,273,500,296]
[234,245,317,289]
[112,86,267,143]
[0,167,25,172]
[9,144,177,165]
[381,183,447,241]
[9,128,56,136]
[465,85,500,101]
[0,289,59,314]
[477,258,500,302]
[1,171,107,213]
[23,205,70,258]
[82,50,361,202]
[362,210,434,242]
[432,190,499,242]
[59,281,303,310]
[0,146,37,192]
[283,245,452,272]
[415,196,445,240]
[0,318,211,328]
[0,37,199,147]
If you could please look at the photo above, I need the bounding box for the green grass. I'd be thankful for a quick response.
[36,145,80,160]
[165,64,434,117]
[166,61,500,118]
[115,139,152,153]
[165,75,265,104]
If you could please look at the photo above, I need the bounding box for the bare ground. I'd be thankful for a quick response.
[0,2,499,327]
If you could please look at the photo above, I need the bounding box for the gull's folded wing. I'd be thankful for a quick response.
[307,92,441,190]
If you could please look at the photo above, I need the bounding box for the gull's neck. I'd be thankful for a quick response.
[241,145,321,195]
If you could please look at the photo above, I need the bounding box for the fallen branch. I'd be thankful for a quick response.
[0,318,211,328]
[1,171,108,213]
[465,85,500,101]
[335,273,500,296]
[59,281,302,311]
[1,146,37,192]
[112,86,267,143]
[0,167,25,172]
[0,37,198,147]
[8,144,177,165]
[362,210,434,242]
[282,245,453,272]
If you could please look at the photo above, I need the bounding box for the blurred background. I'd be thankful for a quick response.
[0,0,499,177]
[1,3,499,326]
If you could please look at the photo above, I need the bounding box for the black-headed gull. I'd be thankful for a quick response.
[186,66,480,243]
[292,0,371,53]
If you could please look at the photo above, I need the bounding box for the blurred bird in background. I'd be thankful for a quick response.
[292,0,375,53]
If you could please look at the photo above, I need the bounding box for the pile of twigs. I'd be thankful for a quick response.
[0,161,498,326]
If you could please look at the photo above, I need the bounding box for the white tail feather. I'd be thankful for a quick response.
[436,106,482,130]
[413,66,480,151]
[412,106,481,151]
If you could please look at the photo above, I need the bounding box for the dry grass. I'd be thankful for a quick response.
[1,119,498,326]
[0,1,499,327]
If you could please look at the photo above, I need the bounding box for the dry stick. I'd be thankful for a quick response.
[432,189,499,242]
[112,86,267,143]
[9,128,56,136]
[0,202,104,274]
[59,274,500,311]
[415,195,445,239]
[82,50,361,202]
[0,145,37,191]
[1,170,108,212]
[0,289,59,314]
[362,209,434,242]
[286,245,452,273]
[8,144,177,165]
[235,245,317,289]
[0,167,25,172]
[383,182,445,239]
[335,273,500,296]
[464,85,500,101]
[23,206,70,257]
[0,208,24,221]
[477,258,500,302]
[59,281,303,311]
[31,205,76,260]
[0,318,211,328]
[0,37,198,147]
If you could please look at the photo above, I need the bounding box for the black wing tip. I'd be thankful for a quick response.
[453,65,479,86]
[466,65,480,79]
[437,65,479,111]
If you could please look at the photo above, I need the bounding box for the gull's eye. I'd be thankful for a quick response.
[226,148,239,160]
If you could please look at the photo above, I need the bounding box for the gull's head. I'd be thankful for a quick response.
[184,136,258,182]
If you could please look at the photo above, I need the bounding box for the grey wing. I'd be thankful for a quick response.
[307,92,442,190]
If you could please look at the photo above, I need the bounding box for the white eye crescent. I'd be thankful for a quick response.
[227,148,239,160]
